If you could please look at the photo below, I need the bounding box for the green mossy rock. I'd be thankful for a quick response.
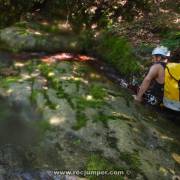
[0,24,82,53]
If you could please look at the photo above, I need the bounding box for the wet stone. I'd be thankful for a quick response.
[0,58,179,179]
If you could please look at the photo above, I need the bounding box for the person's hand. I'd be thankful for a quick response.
[132,95,143,102]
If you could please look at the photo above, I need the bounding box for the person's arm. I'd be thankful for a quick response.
[133,65,158,102]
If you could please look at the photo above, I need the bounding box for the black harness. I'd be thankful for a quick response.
[144,62,166,105]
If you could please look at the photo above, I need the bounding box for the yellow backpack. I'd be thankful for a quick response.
[163,63,180,111]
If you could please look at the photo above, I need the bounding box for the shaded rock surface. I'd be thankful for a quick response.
[0,54,179,180]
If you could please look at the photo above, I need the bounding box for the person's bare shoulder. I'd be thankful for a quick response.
[150,63,162,69]
[146,64,160,80]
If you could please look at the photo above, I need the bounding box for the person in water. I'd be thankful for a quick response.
[133,46,170,106]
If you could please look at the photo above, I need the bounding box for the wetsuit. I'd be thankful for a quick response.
[144,62,166,106]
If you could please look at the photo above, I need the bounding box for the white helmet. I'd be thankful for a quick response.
[152,46,170,57]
